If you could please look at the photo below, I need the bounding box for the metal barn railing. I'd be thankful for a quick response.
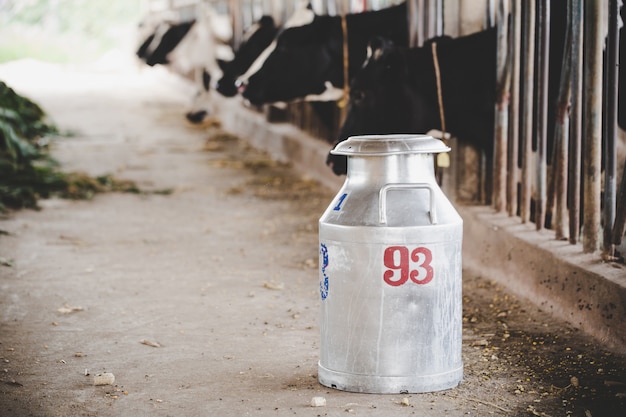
[493,0,625,259]
[147,0,625,260]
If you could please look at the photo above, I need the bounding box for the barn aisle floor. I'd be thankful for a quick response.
[1,57,625,417]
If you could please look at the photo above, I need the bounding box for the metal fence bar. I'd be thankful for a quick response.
[614,161,626,247]
[507,0,521,217]
[582,0,603,253]
[535,0,549,230]
[552,5,573,240]
[569,0,583,245]
[492,0,509,212]
[520,0,535,224]
[603,0,620,256]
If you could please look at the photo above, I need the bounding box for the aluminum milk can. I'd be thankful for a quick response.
[318,134,463,393]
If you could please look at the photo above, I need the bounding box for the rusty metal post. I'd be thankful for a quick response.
[568,0,583,245]
[434,0,443,36]
[507,0,521,217]
[603,0,620,256]
[520,0,535,224]
[409,0,425,46]
[582,0,603,253]
[534,0,549,230]
[425,0,443,39]
[552,4,573,241]
[613,160,626,248]
[493,0,509,212]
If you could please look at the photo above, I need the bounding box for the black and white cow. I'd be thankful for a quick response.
[240,2,409,106]
[326,27,497,176]
[166,3,233,123]
[136,3,233,124]
[215,15,279,98]
[327,1,626,177]
[136,20,196,67]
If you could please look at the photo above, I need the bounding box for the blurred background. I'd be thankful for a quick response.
[0,0,144,64]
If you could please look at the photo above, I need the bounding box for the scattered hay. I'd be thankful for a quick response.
[247,175,323,201]
[202,127,332,203]
[243,158,285,172]
[202,141,223,152]
[205,130,239,144]
[60,172,140,200]
[208,159,245,169]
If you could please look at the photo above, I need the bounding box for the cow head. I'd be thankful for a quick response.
[241,14,343,106]
[216,16,278,98]
[142,20,195,67]
[327,37,438,175]
[166,3,233,78]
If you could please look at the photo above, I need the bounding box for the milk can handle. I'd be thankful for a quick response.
[379,183,438,225]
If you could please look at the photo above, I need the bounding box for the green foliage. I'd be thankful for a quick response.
[0,80,129,211]
[0,80,65,210]
[0,80,147,212]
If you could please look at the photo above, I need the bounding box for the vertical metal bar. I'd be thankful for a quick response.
[416,0,425,46]
[435,0,443,36]
[408,0,419,47]
[613,160,626,248]
[424,0,433,40]
[493,0,509,212]
[552,4,574,240]
[535,0,550,230]
[507,0,521,217]
[520,0,535,224]
[261,0,272,14]
[603,0,619,256]
[535,0,549,230]
[487,0,497,27]
[569,0,583,245]
[582,0,603,253]
[426,0,440,39]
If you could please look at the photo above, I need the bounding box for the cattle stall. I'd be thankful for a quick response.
[491,0,626,259]
[140,0,626,260]
[248,0,625,259]
[227,0,408,144]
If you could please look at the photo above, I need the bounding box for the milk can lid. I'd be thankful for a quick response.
[330,134,450,156]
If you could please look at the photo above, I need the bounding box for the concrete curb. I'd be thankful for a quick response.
[217,97,626,353]
[460,205,626,353]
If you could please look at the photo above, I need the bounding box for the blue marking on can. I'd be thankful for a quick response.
[320,243,329,300]
[333,193,348,211]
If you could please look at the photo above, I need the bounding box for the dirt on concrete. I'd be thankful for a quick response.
[1,58,626,417]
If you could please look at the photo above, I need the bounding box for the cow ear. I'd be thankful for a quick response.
[367,36,394,61]
[259,15,275,28]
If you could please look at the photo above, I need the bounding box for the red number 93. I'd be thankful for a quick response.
[383,246,434,286]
